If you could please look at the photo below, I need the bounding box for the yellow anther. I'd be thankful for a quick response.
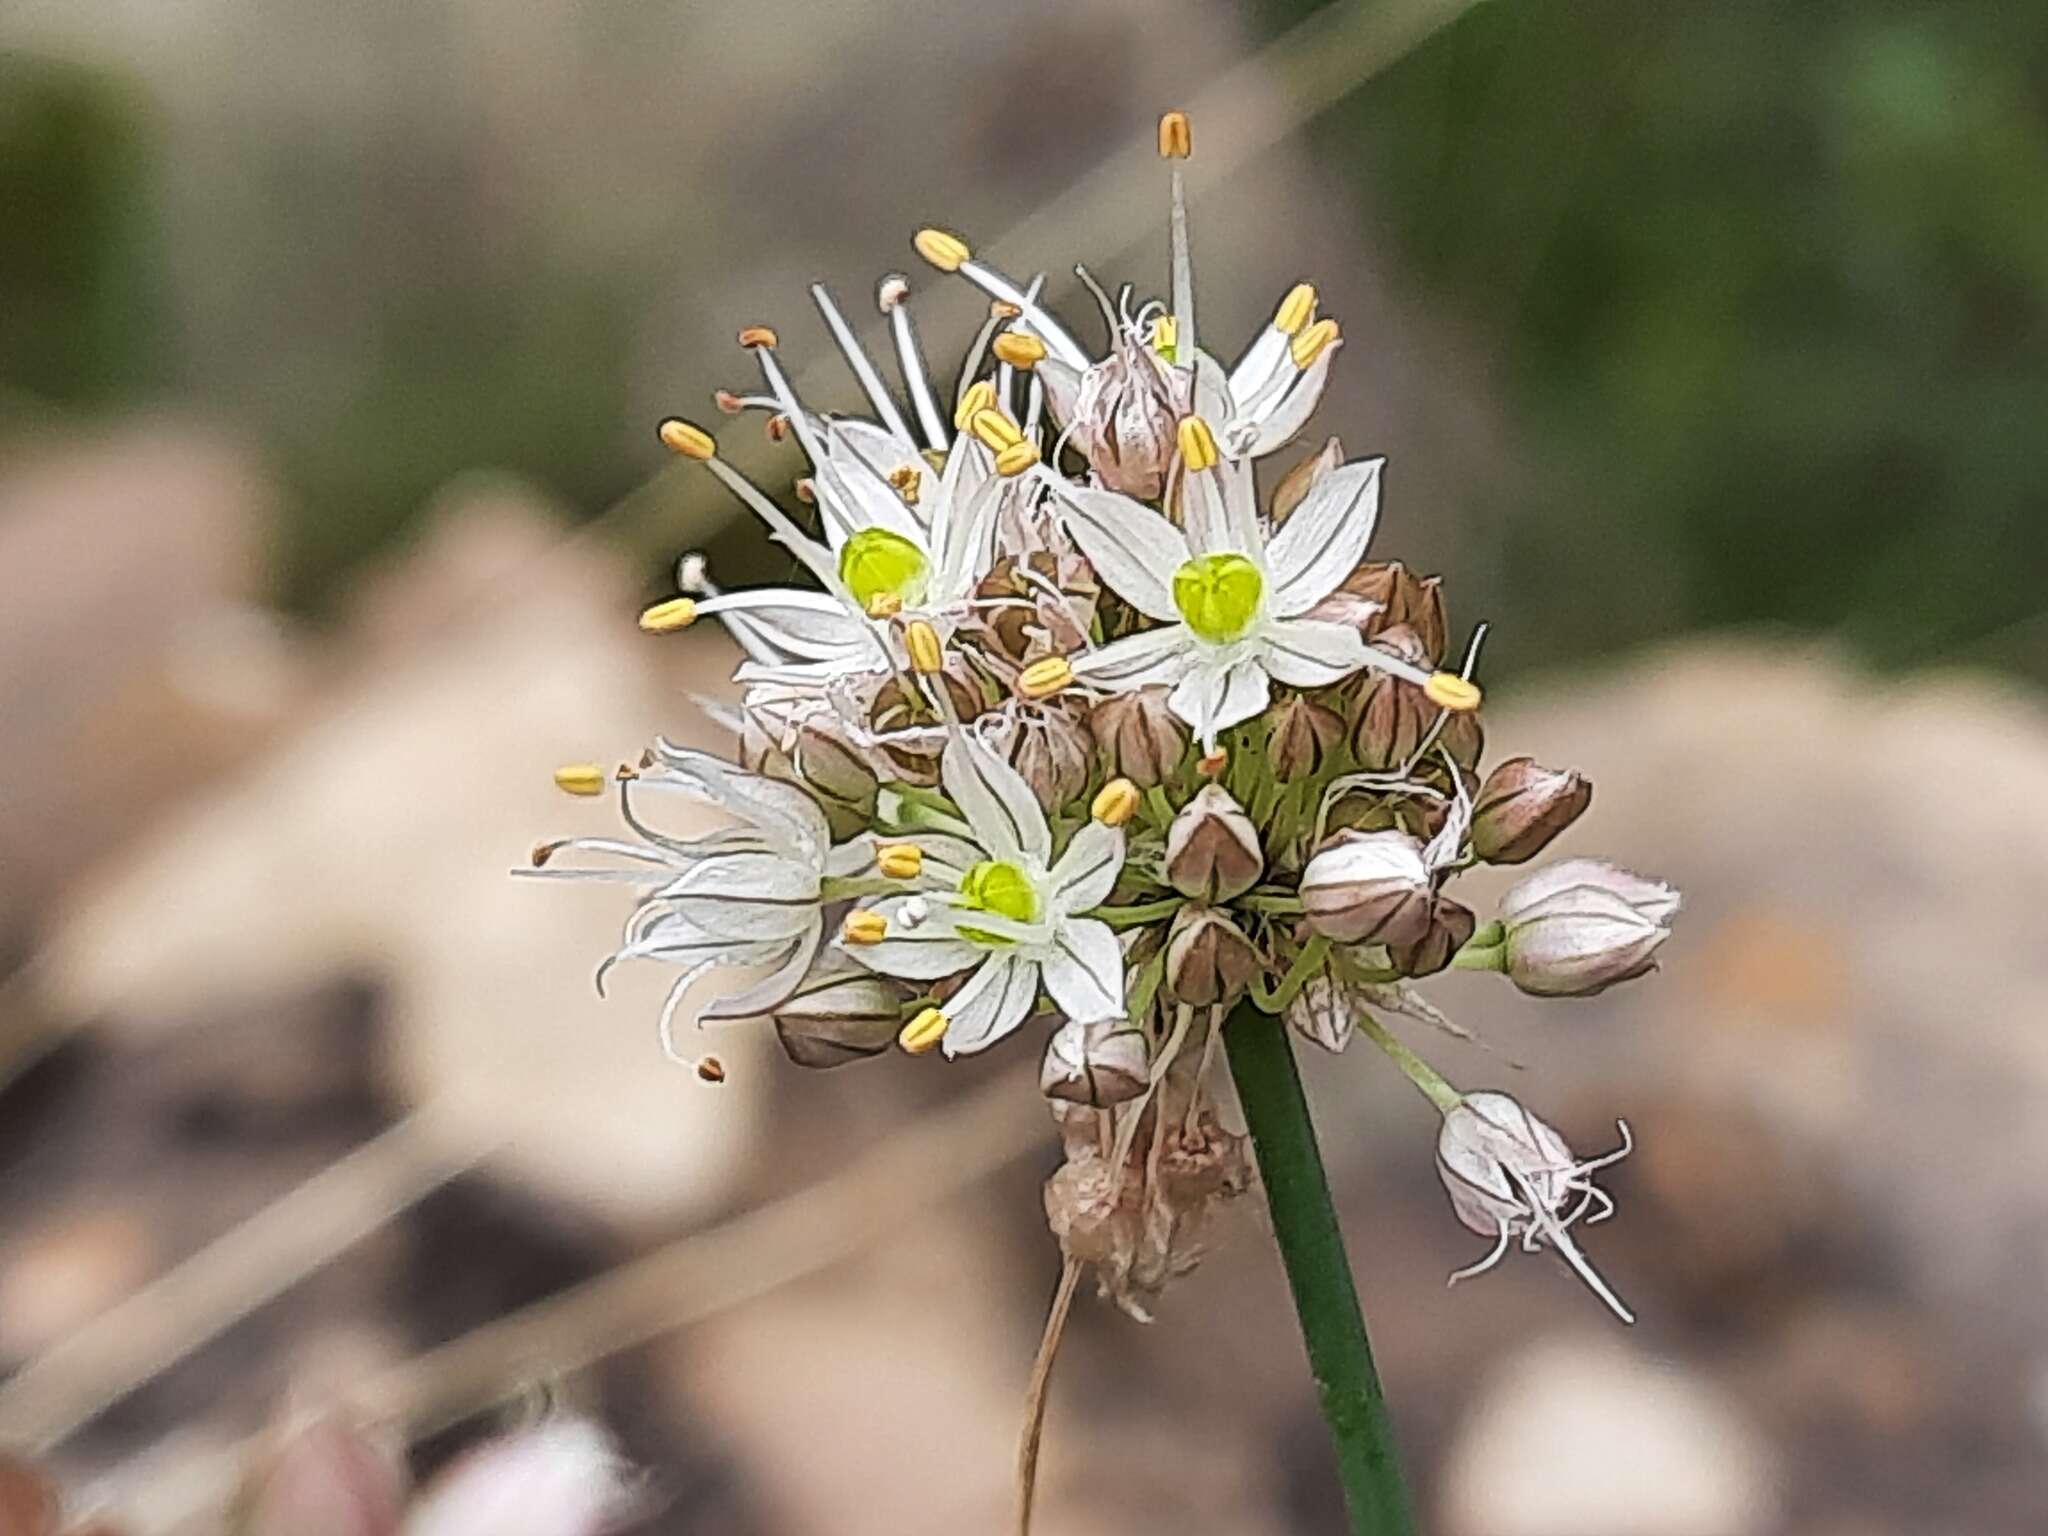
[992,331,1047,369]
[865,591,904,619]
[1274,282,1318,336]
[553,763,607,797]
[1290,318,1341,370]
[695,1056,727,1083]
[888,464,922,506]
[914,228,971,272]
[658,418,716,460]
[905,619,945,675]
[876,842,924,880]
[843,908,889,946]
[638,597,698,634]
[1158,110,1192,160]
[969,408,1025,452]
[1423,671,1483,713]
[898,1006,949,1054]
[737,325,778,349]
[993,439,1041,477]
[1091,778,1140,828]
[1176,415,1221,473]
[1016,655,1074,700]
[1196,747,1228,777]
[953,379,997,431]
[1151,314,1179,358]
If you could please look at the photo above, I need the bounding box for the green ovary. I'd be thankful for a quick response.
[1173,552,1264,643]
[956,859,1040,945]
[839,528,930,610]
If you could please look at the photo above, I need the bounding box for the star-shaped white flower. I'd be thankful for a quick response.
[838,729,1126,1057]
[1047,416,1460,749]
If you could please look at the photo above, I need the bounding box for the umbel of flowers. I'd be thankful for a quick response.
[529,113,1677,1324]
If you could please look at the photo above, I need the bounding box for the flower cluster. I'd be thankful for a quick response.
[530,114,1678,1320]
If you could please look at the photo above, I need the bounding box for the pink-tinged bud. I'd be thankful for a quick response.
[1267,695,1345,782]
[1300,830,1434,946]
[1496,860,1677,997]
[1349,626,1436,771]
[1470,757,1592,865]
[0,1455,59,1536]
[1165,784,1264,902]
[402,1418,639,1536]
[1437,706,1485,772]
[1090,688,1187,788]
[1058,349,1179,500]
[1387,897,1476,980]
[1011,707,1092,813]
[1041,1017,1150,1105]
[1165,907,1262,1006]
[1436,1090,1634,1322]
[1286,974,1359,1054]
[242,1419,406,1536]
[793,721,879,810]
[771,969,907,1068]
[1338,561,1447,659]
[1270,436,1344,525]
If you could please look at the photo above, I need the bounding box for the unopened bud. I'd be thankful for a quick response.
[1011,708,1091,812]
[1090,688,1186,788]
[402,1417,640,1536]
[1387,897,1477,980]
[1267,694,1344,781]
[1091,777,1140,827]
[1041,1016,1149,1105]
[1495,862,1676,997]
[1165,907,1262,1006]
[1349,626,1436,771]
[1301,829,1434,946]
[1498,857,1679,926]
[1332,562,1447,657]
[1470,757,1591,865]
[1165,784,1264,902]
[793,723,879,812]
[773,970,912,1067]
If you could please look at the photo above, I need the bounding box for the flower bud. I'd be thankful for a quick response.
[1496,861,1677,997]
[1041,1016,1150,1105]
[1164,907,1262,1005]
[1165,784,1263,903]
[1387,897,1476,980]
[241,1418,406,1536]
[1011,707,1092,813]
[771,969,907,1067]
[1300,830,1434,946]
[1339,561,1447,658]
[1267,695,1345,782]
[402,1418,640,1536]
[1090,687,1186,788]
[1286,973,1358,1054]
[1063,350,1179,500]
[1470,757,1591,865]
[1349,626,1436,771]
[794,720,879,811]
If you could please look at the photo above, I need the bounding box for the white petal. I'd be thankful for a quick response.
[941,953,1041,1057]
[1167,662,1227,745]
[1069,624,1199,691]
[696,923,822,1020]
[843,896,983,980]
[1243,345,1337,457]
[1050,483,1188,622]
[1260,617,1371,688]
[1265,458,1383,615]
[1049,820,1125,914]
[931,476,1001,600]
[665,851,820,940]
[941,732,1051,864]
[693,589,876,662]
[1227,324,1290,402]
[817,443,928,551]
[644,744,832,864]
[1040,918,1125,1023]
[907,833,987,884]
[1212,655,1272,732]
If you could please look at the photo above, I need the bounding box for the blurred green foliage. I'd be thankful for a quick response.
[1261,0,2048,677]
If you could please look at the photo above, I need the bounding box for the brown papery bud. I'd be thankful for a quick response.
[1041,1017,1150,1105]
[794,721,879,810]
[1350,626,1436,771]
[1301,829,1434,946]
[1471,757,1591,864]
[771,969,908,1068]
[1270,436,1344,525]
[1165,907,1262,1006]
[1165,784,1264,902]
[1339,561,1447,659]
[1091,687,1187,788]
[1387,897,1477,979]
[1012,707,1093,813]
[1267,694,1345,782]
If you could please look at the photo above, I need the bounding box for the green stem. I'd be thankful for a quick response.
[1095,897,1186,930]
[1353,1010,1462,1115]
[1222,1004,1416,1536]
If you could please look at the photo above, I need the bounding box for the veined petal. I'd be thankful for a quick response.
[693,589,877,661]
[844,895,983,979]
[1227,324,1290,403]
[906,833,987,884]
[643,743,832,866]
[1168,655,1269,746]
[695,923,823,1020]
[1260,616,1371,688]
[666,851,821,940]
[1242,346,1337,458]
[931,475,1001,601]
[1049,820,1125,914]
[1041,918,1125,1022]
[1050,484,1188,622]
[941,732,1052,865]
[1266,458,1383,615]
[1070,624,1199,691]
[941,953,1041,1057]
[820,438,928,550]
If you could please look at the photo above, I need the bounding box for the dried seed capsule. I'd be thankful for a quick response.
[1165,784,1264,903]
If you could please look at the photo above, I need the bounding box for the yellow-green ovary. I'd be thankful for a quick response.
[1173,552,1263,642]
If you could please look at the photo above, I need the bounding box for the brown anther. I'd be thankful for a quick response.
[766,413,790,442]
[615,762,640,781]
[713,388,745,414]
[737,325,779,349]
[696,1056,727,1083]
[531,841,562,867]
[1158,110,1192,160]
[888,464,922,506]
[794,477,817,504]
[990,299,1022,319]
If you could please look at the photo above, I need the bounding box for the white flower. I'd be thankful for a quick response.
[525,741,870,1052]
[1494,857,1679,998]
[1048,415,1445,749]
[1436,1090,1635,1323]
[838,729,1126,1057]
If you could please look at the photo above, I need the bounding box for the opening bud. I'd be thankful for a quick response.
[876,842,923,880]
[1157,109,1192,159]
[898,1006,949,1054]
[1496,859,1677,997]
[1090,777,1140,827]
[1471,756,1592,865]
[637,596,697,634]
[736,324,778,349]
[552,763,606,797]
[1165,907,1261,1006]
[1176,415,1221,473]
[1165,783,1264,902]
[1015,655,1074,700]
[1274,282,1318,336]
[914,227,971,272]
[1300,829,1434,946]
[992,331,1047,368]
[842,908,889,946]
[1268,695,1345,781]
[1289,318,1341,369]
[1041,1016,1149,1105]
[657,418,716,460]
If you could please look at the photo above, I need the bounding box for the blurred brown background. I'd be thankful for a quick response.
[3,0,2046,1531]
